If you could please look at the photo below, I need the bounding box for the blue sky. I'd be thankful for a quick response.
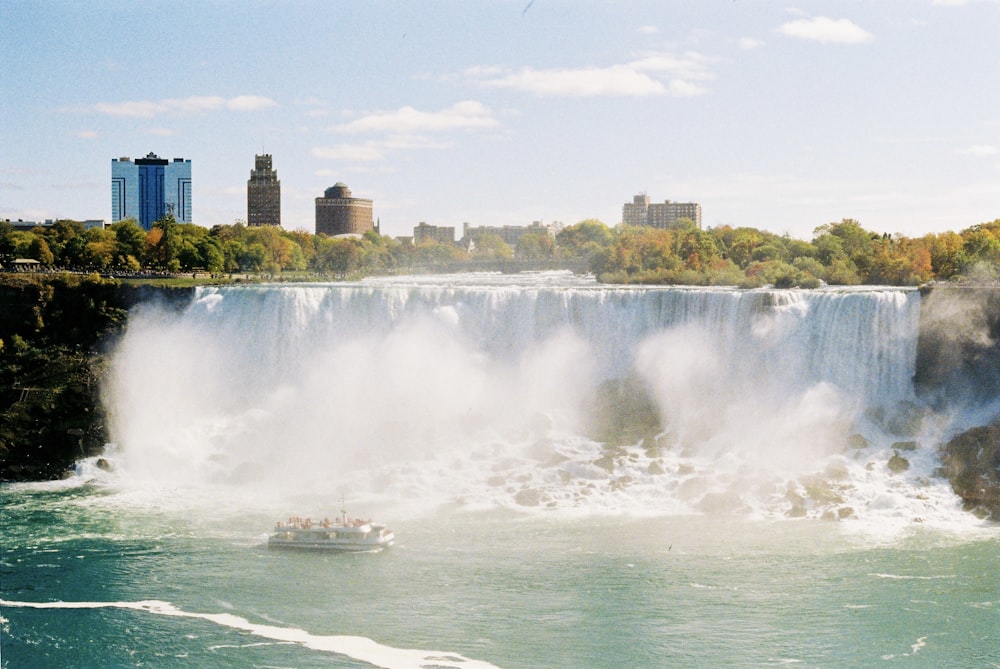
[2,1,998,239]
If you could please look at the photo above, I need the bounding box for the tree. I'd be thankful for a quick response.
[27,236,55,265]
[723,227,763,268]
[314,237,360,277]
[83,227,116,270]
[148,215,183,271]
[238,243,268,273]
[516,231,554,260]
[111,219,146,268]
[555,219,613,258]
[924,231,964,279]
[470,233,513,260]
[284,229,317,267]
[196,237,225,274]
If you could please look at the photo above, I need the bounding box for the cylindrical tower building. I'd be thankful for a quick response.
[315,183,374,236]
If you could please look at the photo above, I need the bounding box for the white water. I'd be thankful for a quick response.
[95,272,984,536]
[0,598,500,669]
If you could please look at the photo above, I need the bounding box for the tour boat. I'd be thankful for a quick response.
[268,511,395,552]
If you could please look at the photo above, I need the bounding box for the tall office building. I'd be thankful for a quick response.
[315,183,375,236]
[247,154,281,227]
[112,152,192,230]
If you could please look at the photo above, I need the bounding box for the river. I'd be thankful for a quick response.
[2,272,998,667]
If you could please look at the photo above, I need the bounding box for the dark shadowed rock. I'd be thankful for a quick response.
[915,286,1000,408]
[939,423,1000,519]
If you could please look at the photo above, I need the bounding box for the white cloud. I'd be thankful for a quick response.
[334,101,499,134]
[313,134,453,164]
[739,37,765,50]
[73,130,99,139]
[468,51,715,99]
[88,95,277,118]
[93,100,164,118]
[227,95,278,112]
[629,51,715,81]
[638,25,659,34]
[484,65,665,97]
[667,80,708,98]
[957,144,998,157]
[313,144,387,162]
[778,16,874,44]
[162,96,227,114]
[148,127,176,136]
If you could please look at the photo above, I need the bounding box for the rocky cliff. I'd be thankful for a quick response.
[0,275,193,480]
[916,284,1000,518]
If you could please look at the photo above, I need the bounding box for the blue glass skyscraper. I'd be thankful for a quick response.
[111,152,192,230]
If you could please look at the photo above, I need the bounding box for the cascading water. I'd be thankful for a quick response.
[99,272,974,531]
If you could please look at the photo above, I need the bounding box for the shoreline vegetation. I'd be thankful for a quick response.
[2,215,999,287]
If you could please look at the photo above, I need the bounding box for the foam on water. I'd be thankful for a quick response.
[0,599,502,669]
[93,273,994,537]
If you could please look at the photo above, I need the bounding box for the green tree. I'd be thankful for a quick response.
[110,219,146,268]
[238,243,268,272]
[28,235,55,265]
[516,231,554,260]
[470,233,513,260]
[723,227,763,268]
[222,239,247,274]
[197,237,225,273]
[83,227,116,270]
[147,215,183,271]
[314,237,360,277]
[555,219,613,258]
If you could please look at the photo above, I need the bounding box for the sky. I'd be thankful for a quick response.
[1,1,998,240]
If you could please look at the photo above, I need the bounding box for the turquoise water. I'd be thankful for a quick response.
[3,481,998,668]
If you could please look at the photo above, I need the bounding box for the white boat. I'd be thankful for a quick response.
[268,510,395,552]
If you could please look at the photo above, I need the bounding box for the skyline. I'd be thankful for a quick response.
[1,1,998,240]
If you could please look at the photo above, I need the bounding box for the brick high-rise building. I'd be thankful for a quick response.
[247,154,281,227]
[413,222,455,244]
[622,193,702,229]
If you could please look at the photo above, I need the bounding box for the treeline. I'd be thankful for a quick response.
[2,215,999,286]
[579,217,1000,287]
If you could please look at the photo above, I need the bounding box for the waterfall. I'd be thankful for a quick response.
[103,273,971,527]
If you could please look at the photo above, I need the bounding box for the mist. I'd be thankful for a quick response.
[96,278,982,529]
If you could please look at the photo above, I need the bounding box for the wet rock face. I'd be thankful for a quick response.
[915,286,1000,408]
[939,423,1000,519]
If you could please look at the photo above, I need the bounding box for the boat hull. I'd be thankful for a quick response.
[267,537,394,552]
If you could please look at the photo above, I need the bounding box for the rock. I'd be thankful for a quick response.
[887,452,910,473]
[847,434,869,450]
[647,460,665,475]
[593,453,615,474]
[892,440,919,451]
[824,462,850,480]
[514,488,542,507]
[610,476,633,491]
[939,423,1000,519]
[867,402,928,437]
[785,484,807,518]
